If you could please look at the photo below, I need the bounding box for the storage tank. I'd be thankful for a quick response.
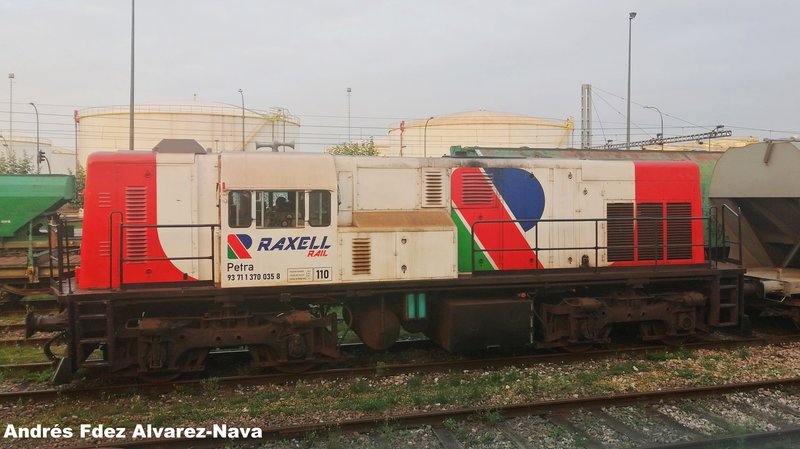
[386,110,573,157]
[76,102,300,167]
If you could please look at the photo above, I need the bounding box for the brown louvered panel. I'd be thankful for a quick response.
[607,203,634,262]
[461,171,495,206]
[351,238,371,275]
[667,202,692,260]
[637,203,663,261]
[124,186,148,261]
[423,170,445,208]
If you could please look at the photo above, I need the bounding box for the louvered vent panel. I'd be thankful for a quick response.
[99,241,111,257]
[667,202,693,260]
[124,186,148,261]
[607,203,634,262]
[422,169,445,208]
[461,171,494,206]
[637,203,664,261]
[98,192,112,208]
[351,238,371,275]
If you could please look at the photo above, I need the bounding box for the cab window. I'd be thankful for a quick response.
[309,191,331,227]
[256,190,304,228]
[228,191,252,228]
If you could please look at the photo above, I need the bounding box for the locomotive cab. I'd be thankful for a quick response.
[220,152,339,287]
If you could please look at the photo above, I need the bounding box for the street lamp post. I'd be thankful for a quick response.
[626,11,637,151]
[238,89,245,151]
[29,103,40,174]
[8,73,13,152]
[347,87,351,142]
[423,116,434,157]
[644,106,664,150]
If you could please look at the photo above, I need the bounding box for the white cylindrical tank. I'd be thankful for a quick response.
[387,110,574,157]
[76,102,300,167]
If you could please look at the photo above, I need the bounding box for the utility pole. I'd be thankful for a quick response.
[129,0,135,151]
[581,84,592,149]
[626,12,637,150]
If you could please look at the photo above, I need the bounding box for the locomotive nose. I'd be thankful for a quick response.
[25,311,68,338]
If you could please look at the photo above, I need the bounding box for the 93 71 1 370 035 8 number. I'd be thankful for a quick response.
[226,273,280,282]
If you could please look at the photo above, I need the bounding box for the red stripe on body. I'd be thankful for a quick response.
[632,161,704,264]
[452,168,541,270]
[79,152,198,288]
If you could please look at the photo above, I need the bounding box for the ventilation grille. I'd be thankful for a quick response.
[607,203,634,262]
[637,203,664,261]
[124,186,148,261]
[461,171,494,206]
[98,192,112,208]
[667,202,693,260]
[99,240,111,257]
[351,238,371,275]
[422,169,446,208]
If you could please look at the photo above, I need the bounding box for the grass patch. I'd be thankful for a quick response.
[348,395,397,412]
[481,409,503,426]
[0,345,53,364]
[645,347,695,362]
[0,366,54,383]
[606,360,646,376]
[350,378,370,394]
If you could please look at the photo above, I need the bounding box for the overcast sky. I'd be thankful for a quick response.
[1,0,799,151]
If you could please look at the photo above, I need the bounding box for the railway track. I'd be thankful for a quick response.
[52,376,800,449]
[0,335,790,404]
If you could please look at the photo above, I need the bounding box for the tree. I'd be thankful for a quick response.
[68,164,86,209]
[0,149,34,174]
[327,137,380,156]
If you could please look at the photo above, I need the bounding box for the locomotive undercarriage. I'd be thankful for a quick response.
[535,290,708,350]
[29,265,744,384]
[127,308,339,379]
[34,296,340,383]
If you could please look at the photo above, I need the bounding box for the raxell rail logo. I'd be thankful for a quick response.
[227,234,253,259]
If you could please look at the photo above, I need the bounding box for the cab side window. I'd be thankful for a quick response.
[256,191,305,228]
[309,191,331,227]
[228,191,252,228]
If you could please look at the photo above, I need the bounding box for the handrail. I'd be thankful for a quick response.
[117,222,218,289]
[108,211,123,288]
[718,204,743,265]
[469,215,710,274]
[48,216,81,295]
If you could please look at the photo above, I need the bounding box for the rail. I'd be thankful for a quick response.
[469,215,713,273]
[115,223,219,289]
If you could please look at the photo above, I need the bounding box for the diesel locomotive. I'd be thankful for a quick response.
[28,139,744,383]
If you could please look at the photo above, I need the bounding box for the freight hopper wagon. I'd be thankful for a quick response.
[0,174,76,302]
[29,140,744,382]
[710,139,800,326]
